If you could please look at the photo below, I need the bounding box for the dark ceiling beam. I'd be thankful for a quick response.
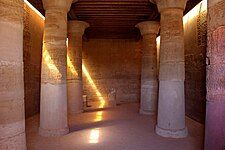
[73,10,152,14]
[77,15,151,18]
[73,6,150,9]
[76,13,151,16]
[78,18,147,21]
[28,0,201,39]
[74,2,148,5]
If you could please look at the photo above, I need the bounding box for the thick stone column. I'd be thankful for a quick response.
[150,0,188,138]
[0,0,26,149]
[67,21,89,115]
[39,0,73,137]
[135,21,160,115]
[205,0,225,149]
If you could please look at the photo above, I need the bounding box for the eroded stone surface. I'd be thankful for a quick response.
[0,0,26,149]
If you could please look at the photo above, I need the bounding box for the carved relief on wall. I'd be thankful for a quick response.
[23,5,31,62]
[197,8,207,47]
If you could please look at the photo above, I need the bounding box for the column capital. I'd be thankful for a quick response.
[149,0,188,12]
[43,0,73,12]
[68,20,90,36]
[135,21,160,36]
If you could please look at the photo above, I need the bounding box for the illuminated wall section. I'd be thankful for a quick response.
[23,0,44,118]
[156,0,207,123]
[82,39,141,103]
[82,63,106,108]
[183,0,207,25]
[42,46,62,81]
[67,38,106,108]
[24,0,45,20]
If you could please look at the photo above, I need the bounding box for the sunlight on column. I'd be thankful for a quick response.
[66,38,78,77]
[67,55,78,77]
[25,0,105,107]
[89,128,100,144]
[94,111,103,122]
[82,64,106,108]
[156,36,160,49]
[24,0,63,80]
[43,48,62,79]
[67,38,106,108]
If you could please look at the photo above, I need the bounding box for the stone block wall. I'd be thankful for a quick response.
[184,1,207,123]
[22,1,207,124]
[82,39,142,103]
[23,4,44,118]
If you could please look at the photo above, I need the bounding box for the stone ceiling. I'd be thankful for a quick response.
[28,0,202,39]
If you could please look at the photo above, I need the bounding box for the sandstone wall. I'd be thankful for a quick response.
[23,4,44,118]
[22,0,207,123]
[184,1,207,123]
[82,39,142,103]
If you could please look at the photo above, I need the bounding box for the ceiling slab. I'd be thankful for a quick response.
[28,0,202,39]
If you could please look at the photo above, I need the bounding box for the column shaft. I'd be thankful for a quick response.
[40,8,69,136]
[67,21,89,115]
[140,34,158,115]
[67,34,83,114]
[156,8,187,138]
[205,0,225,149]
[0,0,26,149]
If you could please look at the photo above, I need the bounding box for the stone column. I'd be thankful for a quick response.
[39,0,73,137]
[205,0,225,149]
[150,0,188,138]
[67,21,89,115]
[0,0,26,149]
[135,21,160,115]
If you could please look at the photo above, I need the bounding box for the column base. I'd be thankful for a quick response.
[155,125,188,138]
[139,109,155,115]
[39,127,69,137]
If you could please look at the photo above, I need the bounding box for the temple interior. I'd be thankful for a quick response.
[0,0,224,150]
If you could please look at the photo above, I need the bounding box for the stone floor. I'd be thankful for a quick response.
[26,103,204,150]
